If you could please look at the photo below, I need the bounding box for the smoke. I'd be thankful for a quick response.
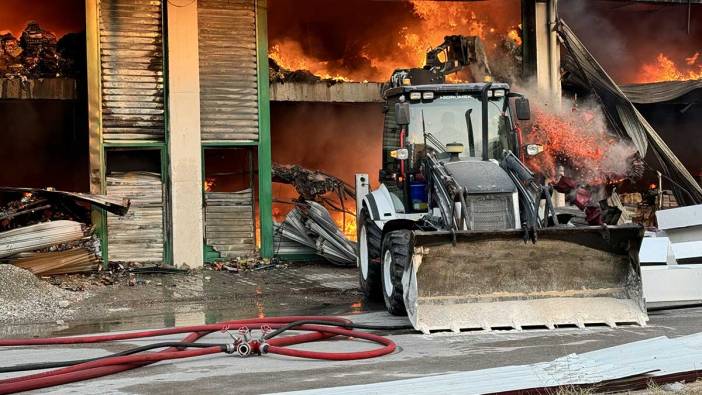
[518,83,639,185]
[560,0,702,83]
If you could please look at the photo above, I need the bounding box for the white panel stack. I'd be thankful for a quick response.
[641,205,702,308]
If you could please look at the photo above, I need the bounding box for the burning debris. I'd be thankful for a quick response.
[524,98,643,186]
[0,21,82,79]
[0,187,130,275]
[268,0,522,82]
[269,58,346,84]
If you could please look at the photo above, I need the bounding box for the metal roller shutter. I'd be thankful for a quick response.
[198,0,259,143]
[99,0,165,142]
[205,189,256,258]
[107,172,165,263]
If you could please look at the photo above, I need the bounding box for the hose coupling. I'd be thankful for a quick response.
[259,342,270,354]
[237,342,252,357]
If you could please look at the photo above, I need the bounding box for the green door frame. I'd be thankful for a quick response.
[256,0,273,259]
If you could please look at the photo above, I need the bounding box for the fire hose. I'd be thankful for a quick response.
[0,316,410,394]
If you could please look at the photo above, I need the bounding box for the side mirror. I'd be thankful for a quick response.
[515,98,531,121]
[395,102,410,126]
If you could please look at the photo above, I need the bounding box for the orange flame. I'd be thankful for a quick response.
[270,0,521,82]
[334,212,357,241]
[637,52,702,83]
[203,178,215,192]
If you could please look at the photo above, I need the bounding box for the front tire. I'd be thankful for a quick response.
[358,208,382,301]
[381,230,411,316]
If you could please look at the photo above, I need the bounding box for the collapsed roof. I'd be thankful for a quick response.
[557,20,702,206]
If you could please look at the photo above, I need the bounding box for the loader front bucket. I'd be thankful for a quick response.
[402,225,647,334]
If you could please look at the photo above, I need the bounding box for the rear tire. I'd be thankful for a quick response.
[381,230,411,316]
[358,208,382,301]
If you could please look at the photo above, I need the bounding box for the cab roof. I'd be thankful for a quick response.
[383,82,511,99]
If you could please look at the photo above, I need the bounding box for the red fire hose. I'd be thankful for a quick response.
[0,316,399,394]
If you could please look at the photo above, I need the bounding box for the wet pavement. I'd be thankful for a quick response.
[0,263,367,339]
[2,263,702,394]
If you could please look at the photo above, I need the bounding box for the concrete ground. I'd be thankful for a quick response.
[2,264,702,394]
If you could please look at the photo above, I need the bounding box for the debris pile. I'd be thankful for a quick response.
[0,187,130,275]
[275,201,356,266]
[0,21,83,79]
[0,264,84,325]
[269,58,346,84]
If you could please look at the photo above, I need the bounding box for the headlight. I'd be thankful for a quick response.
[409,92,422,100]
[422,92,435,100]
[390,148,409,160]
[525,144,544,156]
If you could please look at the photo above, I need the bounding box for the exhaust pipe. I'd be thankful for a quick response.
[480,82,492,161]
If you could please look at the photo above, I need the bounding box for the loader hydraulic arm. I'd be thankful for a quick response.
[424,35,492,81]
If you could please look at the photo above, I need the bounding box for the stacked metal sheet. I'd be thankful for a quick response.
[274,201,357,265]
[12,248,100,275]
[204,189,255,259]
[0,221,84,258]
[277,333,702,395]
[106,172,164,263]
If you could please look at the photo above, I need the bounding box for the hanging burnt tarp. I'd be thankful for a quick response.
[557,20,702,205]
[620,80,702,105]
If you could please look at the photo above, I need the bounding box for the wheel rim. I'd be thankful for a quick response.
[359,225,368,279]
[383,250,393,298]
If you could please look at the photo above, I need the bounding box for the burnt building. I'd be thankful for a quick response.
[2,0,625,268]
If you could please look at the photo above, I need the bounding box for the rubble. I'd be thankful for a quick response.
[0,187,130,276]
[0,265,85,324]
[0,21,83,79]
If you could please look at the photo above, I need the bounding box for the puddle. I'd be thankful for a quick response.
[1,297,373,339]
[0,263,382,338]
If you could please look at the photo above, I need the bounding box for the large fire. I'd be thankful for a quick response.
[637,52,702,83]
[269,0,521,82]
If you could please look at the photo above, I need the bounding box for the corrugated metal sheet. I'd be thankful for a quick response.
[198,0,259,142]
[276,333,702,395]
[205,189,255,258]
[0,221,84,258]
[99,0,165,142]
[106,172,164,263]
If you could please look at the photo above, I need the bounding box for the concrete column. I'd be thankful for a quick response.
[535,0,566,206]
[167,0,204,268]
[534,0,561,101]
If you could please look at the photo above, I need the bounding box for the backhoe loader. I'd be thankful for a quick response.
[355,36,647,333]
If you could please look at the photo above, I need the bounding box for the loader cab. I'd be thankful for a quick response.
[380,83,520,212]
